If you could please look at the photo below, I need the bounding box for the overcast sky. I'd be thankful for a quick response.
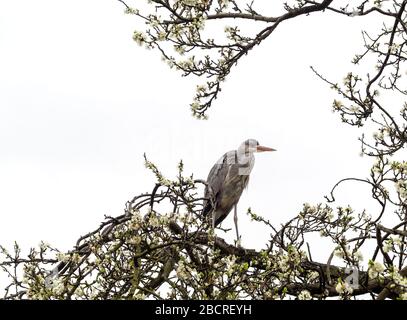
[0,1,383,263]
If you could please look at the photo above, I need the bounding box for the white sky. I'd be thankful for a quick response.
[0,1,384,265]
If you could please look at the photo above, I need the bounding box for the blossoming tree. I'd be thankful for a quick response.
[1,0,407,300]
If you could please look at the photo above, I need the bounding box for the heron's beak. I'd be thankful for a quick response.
[256,145,277,152]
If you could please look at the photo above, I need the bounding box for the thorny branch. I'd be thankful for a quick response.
[119,0,406,119]
[1,156,406,300]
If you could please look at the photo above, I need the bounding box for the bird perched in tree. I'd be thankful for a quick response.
[202,139,276,242]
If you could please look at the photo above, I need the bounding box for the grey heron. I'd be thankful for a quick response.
[202,139,276,242]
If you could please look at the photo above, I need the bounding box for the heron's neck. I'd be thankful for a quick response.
[236,150,255,166]
[235,150,254,177]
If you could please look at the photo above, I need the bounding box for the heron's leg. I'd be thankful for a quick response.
[234,204,240,244]
[210,211,217,251]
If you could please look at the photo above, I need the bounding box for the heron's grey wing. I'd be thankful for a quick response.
[212,152,251,225]
[202,151,234,216]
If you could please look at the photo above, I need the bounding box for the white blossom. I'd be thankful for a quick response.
[130,210,142,230]
[335,280,353,295]
[74,286,84,297]
[368,261,385,278]
[174,45,186,55]
[218,0,230,9]
[133,291,145,300]
[395,180,407,198]
[373,131,384,140]
[132,31,147,46]
[308,271,320,281]
[179,0,200,6]
[196,84,207,92]
[383,240,393,253]
[56,253,70,263]
[225,255,237,274]
[298,290,312,300]
[334,247,345,259]
[124,7,139,15]
[176,260,188,280]
[319,230,327,237]
[326,211,335,221]
[391,235,402,246]
[149,215,160,227]
[129,236,142,245]
[39,241,50,251]
[157,32,166,41]
[353,250,363,262]
[391,269,407,287]
[51,279,65,295]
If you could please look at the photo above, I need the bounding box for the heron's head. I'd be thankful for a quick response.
[238,139,276,154]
